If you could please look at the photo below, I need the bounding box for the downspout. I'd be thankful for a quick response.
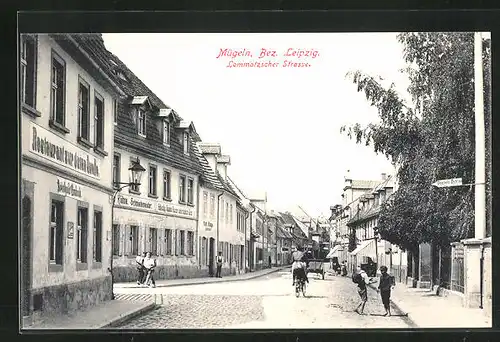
[196,180,201,268]
[216,192,224,257]
[480,244,485,309]
[244,210,249,272]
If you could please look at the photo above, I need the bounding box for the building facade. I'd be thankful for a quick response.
[20,34,123,322]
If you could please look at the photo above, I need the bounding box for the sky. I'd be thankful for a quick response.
[103,32,411,219]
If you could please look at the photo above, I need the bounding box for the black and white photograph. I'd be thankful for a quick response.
[19,25,492,330]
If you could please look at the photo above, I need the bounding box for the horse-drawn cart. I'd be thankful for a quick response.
[306,259,326,280]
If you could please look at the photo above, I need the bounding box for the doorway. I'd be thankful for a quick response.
[209,238,215,276]
[21,195,32,317]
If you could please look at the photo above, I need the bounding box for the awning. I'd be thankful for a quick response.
[326,244,343,258]
[349,239,376,257]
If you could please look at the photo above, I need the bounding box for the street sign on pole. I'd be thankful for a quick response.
[432,178,463,188]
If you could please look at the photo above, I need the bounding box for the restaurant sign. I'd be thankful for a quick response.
[29,122,101,179]
[203,221,214,231]
[57,178,83,200]
[115,194,195,219]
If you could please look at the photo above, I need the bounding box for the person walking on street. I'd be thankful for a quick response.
[143,252,157,288]
[216,251,223,278]
[341,261,348,277]
[353,265,376,315]
[268,255,272,268]
[136,252,146,285]
[377,265,396,316]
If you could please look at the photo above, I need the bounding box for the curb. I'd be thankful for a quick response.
[367,283,418,328]
[115,266,289,289]
[99,302,157,328]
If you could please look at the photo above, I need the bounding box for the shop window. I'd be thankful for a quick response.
[149,228,158,255]
[76,207,88,263]
[50,51,67,131]
[49,199,64,267]
[180,230,185,255]
[165,228,172,255]
[112,224,120,256]
[93,210,102,262]
[187,231,194,256]
[163,169,171,200]
[20,35,37,111]
[149,165,157,197]
[94,92,105,152]
[130,225,139,256]
[77,77,90,144]
[187,178,194,204]
[179,175,186,203]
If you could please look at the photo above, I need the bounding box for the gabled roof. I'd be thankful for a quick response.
[197,143,222,155]
[130,95,152,107]
[216,172,240,199]
[192,141,226,192]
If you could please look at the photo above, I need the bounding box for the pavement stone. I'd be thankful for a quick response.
[24,300,156,330]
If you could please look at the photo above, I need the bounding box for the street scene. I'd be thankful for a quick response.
[20,30,492,330]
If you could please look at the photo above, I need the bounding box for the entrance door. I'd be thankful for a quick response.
[209,238,215,276]
[21,195,32,317]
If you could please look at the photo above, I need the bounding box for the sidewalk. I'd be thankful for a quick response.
[115,265,289,289]
[368,282,491,328]
[24,300,155,330]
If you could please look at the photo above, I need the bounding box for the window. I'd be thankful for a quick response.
[180,230,185,255]
[129,158,141,193]
[112,154,120,188]
[130,225,139,255]
[78,78,90,142]
[230,204,233,224]
[112,224,120,256]
[76,207,88,263]
[137,108,146,136]
[49,200,64,265]
[210,194,215,219]
[187,231,194,256]
[94,92,105,150]
[20,35,36,109]
[113,98,118,124]
[93,210,102,262]
[179,175,186,203]
[187,178,194,204]
[163,170,171,200]
[150,228,158,255]
[149,165,157,196]
[163,120,170,145]
[203,191,208,218]
[183,132,189,154]
[50,52,66,127]
[165,229,172,255]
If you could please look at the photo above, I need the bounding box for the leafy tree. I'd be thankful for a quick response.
[341,32,491,251]
[348,228,357,252]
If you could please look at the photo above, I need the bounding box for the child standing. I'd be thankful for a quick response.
[377,265,395,316]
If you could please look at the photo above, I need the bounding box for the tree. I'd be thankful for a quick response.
[341,32,491,250]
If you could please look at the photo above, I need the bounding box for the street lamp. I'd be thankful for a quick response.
[108,158,145,300]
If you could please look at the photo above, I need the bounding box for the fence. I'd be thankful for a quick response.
[450,243,465,293]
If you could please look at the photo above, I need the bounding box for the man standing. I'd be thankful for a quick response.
[216,251,223,278]
[143,252,157,288]
[136,252,146,285]
[353,265,375,315]
[377,265,396,316]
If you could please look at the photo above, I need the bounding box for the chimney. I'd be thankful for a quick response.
[216,155,231,180]
[344,169,352,190]
[197,143,221,173]
[381,173,387,180]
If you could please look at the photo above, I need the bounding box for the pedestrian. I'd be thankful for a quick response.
[215,251,223,278]
[136,252,146,285]
[143,252,157,288]
[268,255,272,268]
[352,265,376,315]
[377,265,396,316]
[341,261,348,277]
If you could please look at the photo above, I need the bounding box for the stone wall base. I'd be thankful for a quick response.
[27,275,112,327]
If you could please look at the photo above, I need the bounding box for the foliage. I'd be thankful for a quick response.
[348,228,357,252]
[341,32,491,249]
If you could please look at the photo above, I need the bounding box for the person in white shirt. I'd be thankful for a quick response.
[215,251,223,278]
[143,252,157,288]
[136,252,146,285]
[353,265,376,315]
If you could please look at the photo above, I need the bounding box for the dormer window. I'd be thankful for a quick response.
[183,131,189,155]
[137,108,146,136]
[163,120,170,145]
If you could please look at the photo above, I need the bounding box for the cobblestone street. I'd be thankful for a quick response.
[115,271,413,329]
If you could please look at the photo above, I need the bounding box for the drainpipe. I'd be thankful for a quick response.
[248,205,256,271]
[216,192,224,257]
[480,244,485,309]
[196,181,201,267]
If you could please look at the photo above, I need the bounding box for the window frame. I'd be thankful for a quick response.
[112,153,121,188]
[179,175,186,204]
[112,224,120,257]
[203,191,208,218]
[187,231,194,256]
[20,35,39,117]
[113,98,118,125]
[77,76,92,146]
[76,204,89,269]
[180,230,185,255]
[137,108,146,137]
[130,225,139,256]
[165,228,172,255]
[162,120,170,145]
[48,194,65,272]
[92,207,103,266]
[94,90,106,155]
[148,164,158,198]
[149,227,158,256]
[49,50,69,133]
[183,131,189,155]
[210,194,215,219]
[187,177,194,205]
[163,169,171,200]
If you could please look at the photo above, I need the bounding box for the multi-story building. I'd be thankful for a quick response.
[78,35,206,281]
[20,33,124,323]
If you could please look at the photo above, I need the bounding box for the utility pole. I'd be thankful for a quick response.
[474,32,486,240]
